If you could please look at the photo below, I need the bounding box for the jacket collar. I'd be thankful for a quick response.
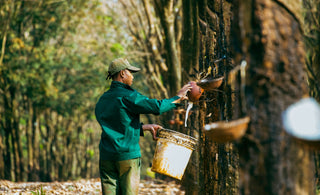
[110,81,134,91]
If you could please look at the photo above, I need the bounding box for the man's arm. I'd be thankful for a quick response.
[122,84,192,115]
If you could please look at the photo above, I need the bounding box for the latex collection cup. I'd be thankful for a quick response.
[187,81,204,102]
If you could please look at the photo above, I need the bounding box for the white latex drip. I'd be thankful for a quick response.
[185,102,193,127]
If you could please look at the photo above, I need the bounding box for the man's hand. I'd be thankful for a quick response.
[142,124,162,141]
[174,83,192,103]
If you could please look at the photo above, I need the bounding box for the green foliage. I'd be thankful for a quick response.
[19,118,26,126]
[87,128,94,133]
[86,149,94,158]
[110,43,125,55]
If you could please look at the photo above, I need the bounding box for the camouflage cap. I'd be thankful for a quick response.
[107,58,140,79]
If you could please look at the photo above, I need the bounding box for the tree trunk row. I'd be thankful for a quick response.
[0,96,99,181]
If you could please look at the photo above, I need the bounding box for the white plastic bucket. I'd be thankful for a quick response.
[151,129,197,180]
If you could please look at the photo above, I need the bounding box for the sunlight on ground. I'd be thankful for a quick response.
[0,178,184,195]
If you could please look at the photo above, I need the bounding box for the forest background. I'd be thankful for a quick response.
[0,0,320,194]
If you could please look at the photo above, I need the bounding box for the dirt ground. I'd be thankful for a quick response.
[0,178,185,195]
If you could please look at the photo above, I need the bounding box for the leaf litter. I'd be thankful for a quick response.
[0,178,185,195]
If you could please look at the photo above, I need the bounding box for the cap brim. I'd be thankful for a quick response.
[127,65,140,73]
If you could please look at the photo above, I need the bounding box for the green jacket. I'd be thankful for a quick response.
[95,81,180,161]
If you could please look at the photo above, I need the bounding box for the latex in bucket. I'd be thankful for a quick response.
[151,128,197,180]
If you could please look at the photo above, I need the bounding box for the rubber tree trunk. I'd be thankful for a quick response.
[181,0,239,194]
[232,0,316,194]
[180,1,200,194]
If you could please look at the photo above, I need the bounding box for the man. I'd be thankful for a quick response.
[95,58,191,195]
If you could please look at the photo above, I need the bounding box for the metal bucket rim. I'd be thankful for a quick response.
[158,128,198,150]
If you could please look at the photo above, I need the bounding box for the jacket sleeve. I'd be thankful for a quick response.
[140,123,144,136]
[121,92,180,115]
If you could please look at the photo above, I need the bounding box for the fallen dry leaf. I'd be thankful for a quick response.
[0,178,185,195]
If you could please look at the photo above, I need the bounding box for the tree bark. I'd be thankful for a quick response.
[3,88,13,180]
[12,91,24,181]
[179,1,200,194]
[32,106,40,181]
[196,0,239,194]
[303,0,320,186]
[234,0,316,194]
[181,0,199,76]
[26,99,35,181]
